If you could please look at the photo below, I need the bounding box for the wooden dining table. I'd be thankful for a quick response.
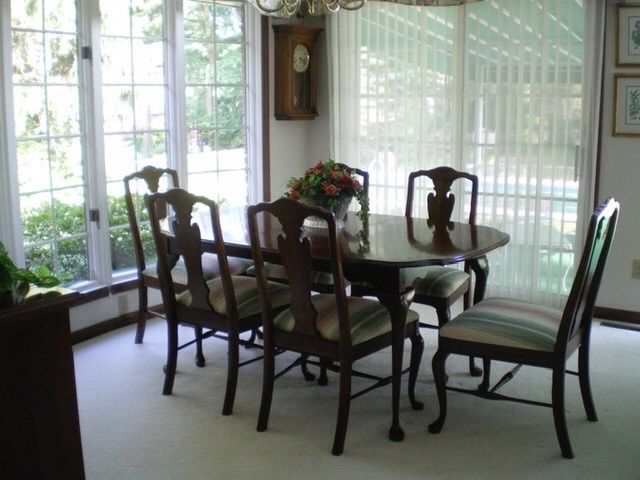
[170,207,510,442]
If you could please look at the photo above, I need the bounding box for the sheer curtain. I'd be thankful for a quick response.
[328,0,604,306]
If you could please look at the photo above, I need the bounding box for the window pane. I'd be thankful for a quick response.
[45,34,78,84]
[12,31,45,84]
[11,0,87,282]
[11,0,43,30]
[101,0,169,276]
[184,0,248,206]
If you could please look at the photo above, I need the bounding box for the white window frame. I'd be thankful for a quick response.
[0,0,263,289]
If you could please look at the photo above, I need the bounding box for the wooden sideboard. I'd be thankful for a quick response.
[0,291,85,479]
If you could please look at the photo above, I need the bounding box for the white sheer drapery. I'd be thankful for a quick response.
[328,0,604,306]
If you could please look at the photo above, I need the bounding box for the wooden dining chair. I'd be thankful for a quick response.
[428,198,620,459]
[352,166,483,374]
[248,197,423,455]
[125,166,251,348]
[246,163,369,294]
[146,188,292,414]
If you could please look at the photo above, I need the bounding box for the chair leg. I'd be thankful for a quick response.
[257,337,275,432]
[331,361,352,456]
[428,348,449,434]
[552,366,574,459]
[162,317,179,395]
[318,357,329,386]
[194,326,206,367]
[222,331,239,416]
[134,285,148,344]
[478,358,492,392]
[577,344,598,422]
[408,324,424,410]
[299,354,316,381]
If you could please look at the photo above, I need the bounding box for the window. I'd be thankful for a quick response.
[0,0,261,287]
[329,0,604,306]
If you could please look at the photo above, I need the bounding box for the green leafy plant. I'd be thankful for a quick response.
[0,242,62,308]
[285,160,369,223]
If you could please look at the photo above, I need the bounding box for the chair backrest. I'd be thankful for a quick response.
[335,162,369,199]
[146,188,237,316]
[405,166,479,226]
[124,166,179,275]
[248,198,351,342]
[556,198,620,353]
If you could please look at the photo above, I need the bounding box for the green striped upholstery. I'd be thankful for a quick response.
[273,294,419,346]
[439,297,562,351]
[144,255,252,286]
[176,275,291,318]
[246,263,335,286]
[400,266,469,298]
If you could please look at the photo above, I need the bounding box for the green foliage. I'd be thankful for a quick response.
[286,160,369,223]
[0,241,61,307]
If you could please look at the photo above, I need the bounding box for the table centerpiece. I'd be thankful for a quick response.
[285,160,369,229]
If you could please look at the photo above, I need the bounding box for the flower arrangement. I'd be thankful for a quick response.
[285,160,369,223]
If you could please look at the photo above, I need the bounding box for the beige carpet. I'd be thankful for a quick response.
[73,306,640,480]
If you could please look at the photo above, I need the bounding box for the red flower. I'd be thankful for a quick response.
[322,182,339,196]
[289,187,300,200]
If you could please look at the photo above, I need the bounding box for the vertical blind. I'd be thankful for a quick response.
[328,0,604,306]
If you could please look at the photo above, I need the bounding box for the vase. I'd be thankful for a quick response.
[302,196,352,230]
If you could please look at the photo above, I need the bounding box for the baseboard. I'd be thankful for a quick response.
[71,305,164,345]
[594,306,640,325]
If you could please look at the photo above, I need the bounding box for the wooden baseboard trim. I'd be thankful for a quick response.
[594,306,640,325]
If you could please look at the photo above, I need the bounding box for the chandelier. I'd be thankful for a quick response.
[250,0,482,18]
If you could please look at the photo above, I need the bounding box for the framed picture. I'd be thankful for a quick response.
[617,4,640,66]
[613,74,640,136]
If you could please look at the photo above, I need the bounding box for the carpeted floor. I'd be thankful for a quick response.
[73,306,640,480]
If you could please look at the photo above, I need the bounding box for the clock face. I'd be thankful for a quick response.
[292,43,310,73]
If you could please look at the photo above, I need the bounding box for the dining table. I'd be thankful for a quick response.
[168,207,510,442]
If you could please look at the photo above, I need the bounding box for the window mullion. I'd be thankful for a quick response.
[78,0,111,286]
[165,0,188,181]
[0,0,24,261]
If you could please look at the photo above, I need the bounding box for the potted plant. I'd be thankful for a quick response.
[285,160,369,227]
[0,242,62,308]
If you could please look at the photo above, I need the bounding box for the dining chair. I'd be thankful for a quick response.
[248,197,423,455]
[246,163,369,294]
[146,188,292,414]
[352,166,482,375]
[428,197,620,459]
[125,166,251,350]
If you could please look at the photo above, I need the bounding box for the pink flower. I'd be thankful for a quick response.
[322,183,339,196]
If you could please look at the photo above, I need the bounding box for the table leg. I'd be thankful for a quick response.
[376,291,409,442]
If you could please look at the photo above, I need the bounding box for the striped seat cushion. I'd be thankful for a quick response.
[176,275,291,319]
[144,255,253,286]
[246,263,335,286]
[400,266,469,298]
[439,297,562,351]
[273,294,419,346]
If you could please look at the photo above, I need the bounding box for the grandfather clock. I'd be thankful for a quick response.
[272,25,323,120]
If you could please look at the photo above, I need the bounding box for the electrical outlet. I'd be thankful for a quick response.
[632,260,640,280]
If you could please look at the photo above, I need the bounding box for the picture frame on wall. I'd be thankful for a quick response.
[613,74,640,136]
[617,4,640,66]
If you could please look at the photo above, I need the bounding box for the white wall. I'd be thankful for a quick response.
[268,18,331,198]
[597,0,640,313]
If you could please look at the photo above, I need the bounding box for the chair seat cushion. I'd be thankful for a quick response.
[246,263,337,287]
[176,275,291,319]
[144,255,252,286]
[400,266,469,298]
[439,297,562,351]
[273,294,419,346]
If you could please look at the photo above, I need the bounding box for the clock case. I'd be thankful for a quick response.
[272,25,323,120]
